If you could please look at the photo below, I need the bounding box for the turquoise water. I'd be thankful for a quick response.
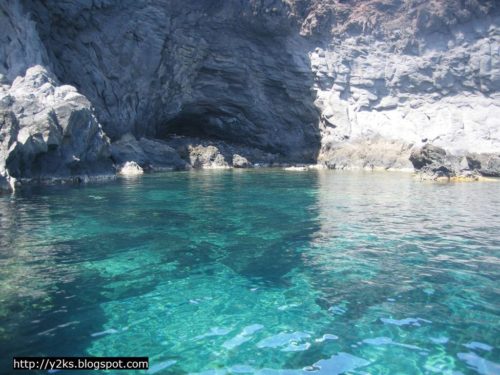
[1,170,499,374]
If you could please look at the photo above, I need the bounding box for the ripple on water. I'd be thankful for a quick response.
[0,170,499,374]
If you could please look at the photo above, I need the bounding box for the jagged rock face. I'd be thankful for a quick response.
[410,143,500,179]
[310,0,500,168]
[25,0,321,161]
[0,1,113,189]
[0,66,114,182]
[0,111,18,191]
[110,133,188,171]
[0,0,499,191]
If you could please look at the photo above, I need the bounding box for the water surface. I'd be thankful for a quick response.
[1,170,499,374]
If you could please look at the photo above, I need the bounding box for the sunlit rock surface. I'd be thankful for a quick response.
[310,0,500,169]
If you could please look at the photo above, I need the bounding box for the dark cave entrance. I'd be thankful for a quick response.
[156,106,254,147]
[157,111,214,140]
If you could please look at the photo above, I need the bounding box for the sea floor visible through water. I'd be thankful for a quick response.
[0,169,499,374]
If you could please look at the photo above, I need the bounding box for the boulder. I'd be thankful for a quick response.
[118,161,143,176]
[232,154,251,168]
[110,133,148,166]
[409,144,447,170]
[188,145,229,169]
[111,134,187,171]
[138,138,187,171]
[483,156,500,177]
[0,66,114,186]
[409,144,500,180]
[409,144,456,180]
[465,153,500,177]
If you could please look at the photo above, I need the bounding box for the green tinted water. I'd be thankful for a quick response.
[1,170,499,374]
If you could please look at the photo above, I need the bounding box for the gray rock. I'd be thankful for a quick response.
[483,156,500,177]
[187,145,229,169]
[0,111,18,192]
[162,136,279,169]
[466,154,483,170]
[110,133,148,166]
[409,144,448,170]
[23,0,321,162]
[410,144,456,179]
[232,154,251,168]
[138,138,187,171]
[0,0,498,184]
[0,66,114,189]
[310,1,500,164]
[319,137,413,170]
[465,153,500,177]
[409,144,500,180]
[110,133,187,171]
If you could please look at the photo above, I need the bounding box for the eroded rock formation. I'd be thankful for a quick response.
[409,143,500,180]
[0,0,499,191]
[0,1,113,189]
[25,0,321,159]
[310,0,500,169]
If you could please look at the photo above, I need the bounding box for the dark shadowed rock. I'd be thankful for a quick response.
[410,144,447,170]
[163,136,279,169]
[410,144,500,180]
[111,134,188,171]
[410,144,457,180]
[110,133,149,166]
[23,0,322,163]
[465,153,500,177]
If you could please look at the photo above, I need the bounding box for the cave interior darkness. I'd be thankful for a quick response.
[154,104,258,148]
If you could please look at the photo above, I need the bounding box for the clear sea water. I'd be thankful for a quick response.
[0,170,499,375]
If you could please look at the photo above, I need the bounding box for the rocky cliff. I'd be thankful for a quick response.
[309,0,500,172]
[0,0,499,190]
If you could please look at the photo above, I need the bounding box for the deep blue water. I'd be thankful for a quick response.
[0,170,499,374]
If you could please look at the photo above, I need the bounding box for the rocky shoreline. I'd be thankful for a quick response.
[3,137,499,192]
[1,1,499,192]
[410,144,500,181]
